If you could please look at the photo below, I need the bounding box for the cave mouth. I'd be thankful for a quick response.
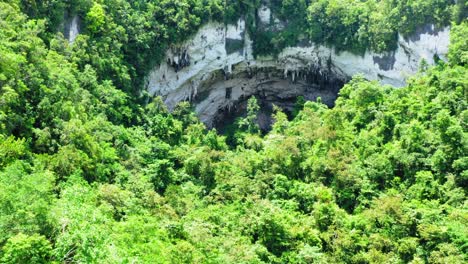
[214,94,298,134]
[203,67,348,133]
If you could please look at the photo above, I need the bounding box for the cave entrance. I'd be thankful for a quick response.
[206,67,347,134]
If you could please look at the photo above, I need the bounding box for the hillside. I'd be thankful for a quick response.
[0,0,467,263]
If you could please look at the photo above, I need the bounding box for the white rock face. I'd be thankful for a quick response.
[146,19,450,126]
[257,5,284,30]
[258,5,271,24]
[147,19,253,109]
[68,15,80,43]
[269,24,450,87]
[319,24,450,87]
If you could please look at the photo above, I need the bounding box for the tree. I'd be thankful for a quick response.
[86,3,106,33]
[238,96,260,134]
[1,233,52,264]
[0,162,55,243]
[448,21,468,66]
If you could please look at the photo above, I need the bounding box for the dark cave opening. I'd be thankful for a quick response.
[211,68,348,134]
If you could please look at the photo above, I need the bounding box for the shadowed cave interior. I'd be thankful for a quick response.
[199,66,348,133]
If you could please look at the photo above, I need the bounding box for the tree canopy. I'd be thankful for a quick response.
[0,0,467,263]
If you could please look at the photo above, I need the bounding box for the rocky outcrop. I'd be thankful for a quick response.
[146,6,450,127]
[147,19,254,121]
[271,22,449,88]
[63,14,80,43]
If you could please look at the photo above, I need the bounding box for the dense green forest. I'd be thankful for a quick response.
[0,0,467,263]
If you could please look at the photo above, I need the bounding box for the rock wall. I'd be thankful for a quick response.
[63,14,80,43]
[277,23,450,88]
[146,7,450,127]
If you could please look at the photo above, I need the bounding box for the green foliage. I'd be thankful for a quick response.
[85,2,105,33]
[0,162,55,243]
[0,1,466,263]
[449,21,468,66]
[253,0,456,56]
[0,136,27,167]
[1,233,53,264]
[239,96,261,134]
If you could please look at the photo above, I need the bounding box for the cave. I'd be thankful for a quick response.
[146,17,450,133]
[190,65,347,132]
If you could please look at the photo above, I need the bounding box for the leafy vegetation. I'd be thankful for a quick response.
[0,0,467,263]
[254,0,460,55]
[17,0,461,90]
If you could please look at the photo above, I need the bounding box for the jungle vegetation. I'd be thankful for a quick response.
[0,0,467,263]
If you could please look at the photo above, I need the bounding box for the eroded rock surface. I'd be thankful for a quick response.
[63,14,80,43]
[147,7,450,127]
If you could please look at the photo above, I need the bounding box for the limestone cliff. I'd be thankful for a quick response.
[147,6,450,127]
[63,14,80,43]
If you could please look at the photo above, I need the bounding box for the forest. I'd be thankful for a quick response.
[0,0,467,263]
